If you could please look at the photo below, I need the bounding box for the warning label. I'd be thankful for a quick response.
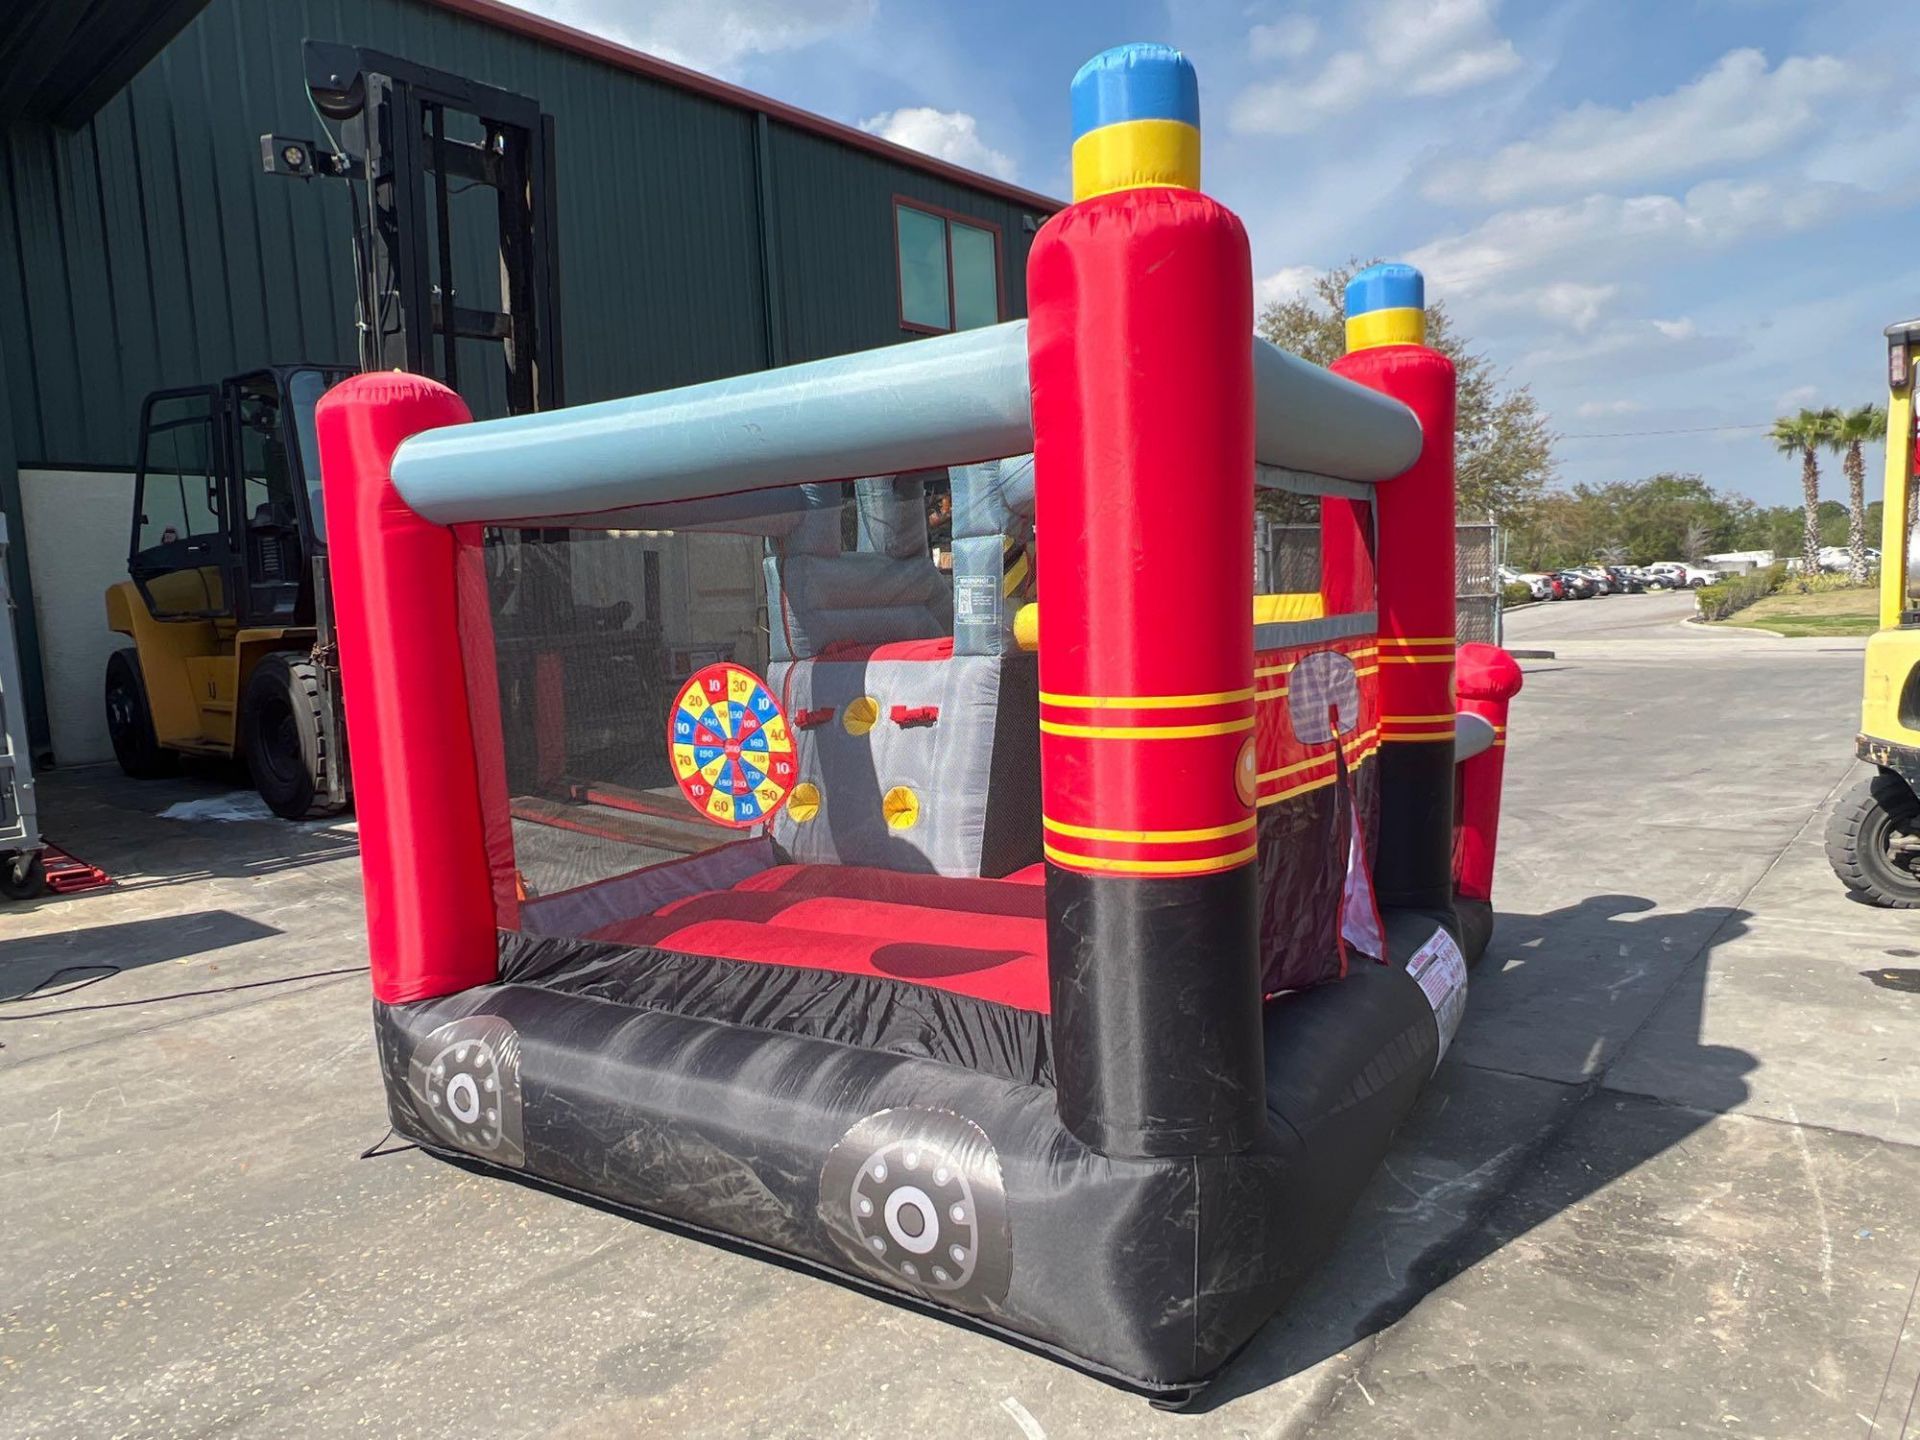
[1407,927,1468,1067]
[954,574,996,623]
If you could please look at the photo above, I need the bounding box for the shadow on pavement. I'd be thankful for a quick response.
[1203,893,1755,1409]
[19,767,359,906]
[0,909,283,1000]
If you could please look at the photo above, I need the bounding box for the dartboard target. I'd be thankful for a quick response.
[668,662,798,827]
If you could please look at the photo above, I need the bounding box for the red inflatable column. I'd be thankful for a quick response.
[1333,265,1459,924]
[1453,642,1524,904]
[1030,45,1263,1158]
[317,373,504,1004]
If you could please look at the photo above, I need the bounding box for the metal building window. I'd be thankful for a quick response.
[894,199,1003,334]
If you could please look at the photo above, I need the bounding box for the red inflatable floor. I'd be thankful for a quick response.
[586,862,1052,1012]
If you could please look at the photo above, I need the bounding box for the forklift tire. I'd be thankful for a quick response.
[243,652,347,821]
[1,849,46,901]
[1826,771,1920,908]
[104,648,177,780]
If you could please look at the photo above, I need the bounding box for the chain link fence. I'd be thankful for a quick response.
[1255,517,1505,646]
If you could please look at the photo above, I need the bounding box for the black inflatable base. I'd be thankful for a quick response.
[374,921,1459,1396]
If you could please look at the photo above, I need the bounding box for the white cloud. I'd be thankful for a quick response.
[499,0,872,74]
[1407,178,1866,296]
[1777,384,1819,408]
[1528,281,1617,332]
[1523,315,1739,378]
[1428,49,1854,204]
[1249,15,1318,62]
[1232,0,1520,134]
[1575,399,1642,418]
[1255,264,1321,311]
[858,108,1016,180]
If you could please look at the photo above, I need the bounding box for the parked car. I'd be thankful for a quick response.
[1605,565,1646,594]
[1681,565,1722,588]
[1554,570,1597,599]
[1498,565,1556,601]
[1645,562,1688,588]
[1575,566,1613,595]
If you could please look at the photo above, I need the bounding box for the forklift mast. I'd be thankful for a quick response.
[258,46,564,812]
[265,41,564,416]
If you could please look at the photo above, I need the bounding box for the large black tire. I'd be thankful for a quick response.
[1826,771,1920,907]
[242,652,348,820]
[104,648,177,779]
[0,849,46,901]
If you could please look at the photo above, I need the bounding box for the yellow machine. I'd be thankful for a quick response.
[105,367,353,818]
[1828,318,1920,904]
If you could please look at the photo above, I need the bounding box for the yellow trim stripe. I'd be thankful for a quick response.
[1345,306,1425,352]
[1255,647,1378,679]
[1070,118,1202,201]
[1043,815,1256,844]
[1381,654,1454,665]
[1382,730,1456,743]
[1259,772,1337,807]
[1040,716,1255,740]
[1252,592,1327,624]
[1257,728,1381,783]
[1256,745,1382,807]
[1383,712,1458,723]
[1379,635,1456,647]
[1044,841,1257,876]
[1040,687,1254,709]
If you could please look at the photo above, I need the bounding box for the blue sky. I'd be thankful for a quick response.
[505,0,1919,509]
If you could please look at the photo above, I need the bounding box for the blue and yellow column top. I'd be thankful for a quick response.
[1070,43,1201,202]
[1345,263,1427,352]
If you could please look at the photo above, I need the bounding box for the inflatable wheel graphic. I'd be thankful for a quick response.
[821,1108,1011,1308]
[406,1015,526,1167]
[669,663,797,828]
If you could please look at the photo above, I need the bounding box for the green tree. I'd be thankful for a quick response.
[1769,408,1838,576]
[1826,403,1888,582]
[1502,472,1755,569]
[1257,261,1555,524]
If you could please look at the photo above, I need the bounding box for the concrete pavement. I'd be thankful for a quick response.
[3,595,1917,1438]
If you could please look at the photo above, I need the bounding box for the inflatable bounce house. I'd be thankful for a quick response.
[319,43,1524,1400]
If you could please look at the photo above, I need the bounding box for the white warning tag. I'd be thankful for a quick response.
[1406,927,1468,1068]
[954,574,995,622]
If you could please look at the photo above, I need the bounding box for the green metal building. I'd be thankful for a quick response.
[0,0,1059,763]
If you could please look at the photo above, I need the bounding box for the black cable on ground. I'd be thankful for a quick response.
[0,965,369,1021]
[0,964,121,1003]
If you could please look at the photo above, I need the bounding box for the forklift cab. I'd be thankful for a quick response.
[130,365,349,630]
[1829,319,1920,905]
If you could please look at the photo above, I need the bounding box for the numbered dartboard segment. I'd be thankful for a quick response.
[669,663,798,827]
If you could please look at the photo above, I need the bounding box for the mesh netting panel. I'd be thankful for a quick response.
[453,478,965,918]
[459,517,781,906]
[1256,519,1323,595]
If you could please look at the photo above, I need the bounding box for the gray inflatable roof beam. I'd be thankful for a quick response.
[392,322,1034,527]
[389,324,1422,527]
[1252,338,1422,482]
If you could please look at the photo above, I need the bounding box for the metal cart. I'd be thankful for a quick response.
[1,514,45,899]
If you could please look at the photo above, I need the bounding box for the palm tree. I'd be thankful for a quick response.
[1825,403,1887,584]
[1771,407,1838,577]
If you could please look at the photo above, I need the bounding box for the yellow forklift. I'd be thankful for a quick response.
[104,367,353,816]
[1828,317,1920,904]
[101,43,562,818]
